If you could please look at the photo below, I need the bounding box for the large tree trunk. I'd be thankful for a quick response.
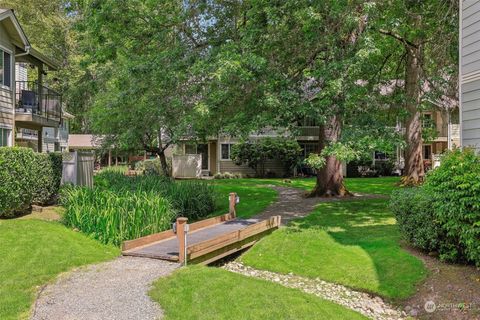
[403,44,424,185]
[309,114,352,197]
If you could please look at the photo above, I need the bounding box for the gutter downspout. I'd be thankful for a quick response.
[15,45,31,58]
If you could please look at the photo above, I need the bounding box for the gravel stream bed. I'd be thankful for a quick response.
[222,261,406,320]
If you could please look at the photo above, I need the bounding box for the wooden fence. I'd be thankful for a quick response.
[172,154,202,178]
[62,151,94,187]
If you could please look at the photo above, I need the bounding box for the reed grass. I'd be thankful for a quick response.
[61,187,175,245]
[61,171,216,245]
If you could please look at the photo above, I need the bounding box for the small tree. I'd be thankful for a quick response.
[231,138,302,177]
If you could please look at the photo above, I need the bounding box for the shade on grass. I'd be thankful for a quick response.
[150,265,367,320]
[0,220,119,320]
[241,198,426,299]
[211,181,278,218]
[211,176,400,197]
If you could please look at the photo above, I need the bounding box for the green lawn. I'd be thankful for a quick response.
[150,265,367,320]
[239,177,400,195]
[0,220,119,320]
[211,180,278,218]
[240,198,426,300]
[210,176,400,196]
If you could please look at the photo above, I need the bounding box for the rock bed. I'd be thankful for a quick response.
[222,261,406,320]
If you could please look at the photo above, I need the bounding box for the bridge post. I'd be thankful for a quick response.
[176,217,188,265]
[229,192,237,218]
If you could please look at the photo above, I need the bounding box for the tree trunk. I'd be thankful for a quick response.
[402,44,424,185]
[158,150,170,177]
[157,131,171,177]
[309,114,352,197]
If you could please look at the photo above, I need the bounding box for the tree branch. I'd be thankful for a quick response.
[378,29,418,49]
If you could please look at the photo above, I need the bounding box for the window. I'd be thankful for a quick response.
[422,113,434,128]
[0,49,11,88]
[423,145,432,160]
[299,142,317,158]
[0,128,11,146]
[221,143,234,160]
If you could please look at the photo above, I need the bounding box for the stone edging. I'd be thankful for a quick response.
[222,261,406,320]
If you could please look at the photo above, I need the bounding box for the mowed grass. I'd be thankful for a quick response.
[0,220,119,320]
[211,180,278,218]
[150,265,367,320]
[239,177,400,195]
[211,176,400,197]
[241,198,426,300]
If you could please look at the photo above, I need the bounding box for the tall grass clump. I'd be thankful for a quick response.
[61,186,176,245]
[94,171,215,219]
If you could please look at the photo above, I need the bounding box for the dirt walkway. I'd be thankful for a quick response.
[253,186,387,224]
[31,257,179,320]
[401,247,480,319]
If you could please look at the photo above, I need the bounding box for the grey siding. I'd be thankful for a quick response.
[461,0,480,151]
[0,23,14,130]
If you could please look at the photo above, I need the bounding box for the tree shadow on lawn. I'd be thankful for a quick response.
[291,199,427,300]
[243,198,426,301]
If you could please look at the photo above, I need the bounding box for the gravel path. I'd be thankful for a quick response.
[253,186,387,224]
[223,261,406,320]
[31,257,179,320]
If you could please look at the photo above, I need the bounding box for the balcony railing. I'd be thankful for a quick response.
[434,124,460,140]
[15,81,62,123]
[16,128,38,140]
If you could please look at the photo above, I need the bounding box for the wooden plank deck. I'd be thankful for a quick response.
[122,193,281,264]
[122,218,260,261]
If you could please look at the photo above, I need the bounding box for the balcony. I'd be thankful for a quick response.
[297,126,320,139]
[15,81,62,129]
[16,128,38,141]
[433,124,460,141]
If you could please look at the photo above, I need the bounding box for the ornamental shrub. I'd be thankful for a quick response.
[390,187,442,252]
[135,158,171,176]
[231,138,302,177]
[391,149,480,266]
[0,148,63,217]
[424,148,480,264]
[32,153,63,204]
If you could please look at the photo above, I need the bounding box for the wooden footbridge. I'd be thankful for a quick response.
[122,193,281,265]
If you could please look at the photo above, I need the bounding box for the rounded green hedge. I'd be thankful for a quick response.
[0,147,62,217]
[425,148,480,264]
[392,149,480,265]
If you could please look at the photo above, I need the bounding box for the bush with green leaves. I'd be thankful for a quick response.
[231,138,302,177]
[424,148,480,264]
[390,187,441,252]
[392,149,480,266]
[61,186,175,245]
[32,153,63,204]
[0,147,62,217]
[134,158,170,175]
